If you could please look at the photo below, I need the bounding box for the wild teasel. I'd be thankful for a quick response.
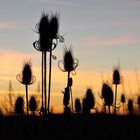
[33,12,64,52]
[16,60,36,115]
[16,61,36,85]
[101,83,113,114]
[58,47,79,73]
[121,94,126,103]
[49,13,59,40]
[33,12,64,114]
[113,67,121,85]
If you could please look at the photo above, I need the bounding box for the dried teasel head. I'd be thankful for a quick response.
[121,94,126,103]
[17,60,36,85]
[64,48,74,72]
[113,67,121,85]
[104,85,113,106]
[58,46,79,73]
[49,13,59,39]
[38,13,50,51]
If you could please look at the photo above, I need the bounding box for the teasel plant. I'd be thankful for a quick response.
[113,66,121,114]
[16,60,36,115]
[99,82,113,114]
[58,46,79,112]
[121,94,126,115]
[33,12,64,114]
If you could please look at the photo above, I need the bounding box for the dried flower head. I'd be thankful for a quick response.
[17,60,36,85]
[113,67,121,85]
[121,94,126,103]
[49,13,59,39]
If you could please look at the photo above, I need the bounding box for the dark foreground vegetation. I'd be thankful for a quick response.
[0,114,140,140]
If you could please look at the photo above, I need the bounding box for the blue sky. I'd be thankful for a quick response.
[0,0,140,113]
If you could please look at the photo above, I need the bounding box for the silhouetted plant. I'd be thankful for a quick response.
[75,98,81,113]
[104,85,113,114]
[86,89,95,112]
[15,96,24,115]
[58,47,79,112]
[33,12,64,114]
[29,96,37,115]
[121,94,126,115]
[137,96,140,112]
[16,60,36,115]
[128,99,133,115]
[113,67,121,114]
[82,98,89,114]
[101,83,113,114]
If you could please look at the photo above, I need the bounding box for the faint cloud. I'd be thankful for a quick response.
[83,35,136,47]
[0,22,16,30]
[31,0,77,6]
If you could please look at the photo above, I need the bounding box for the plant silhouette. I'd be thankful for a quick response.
[113,67,121,114]
[29,96,37,115]
[104,84,113,114]
[75,98,81,113]
[82,89,95,114]
[58,47,79,112]
[128,99,133,115]
[16,60,36,115]
[137,96,140,112]
[121,94,126,115]
[15,96,24,115]
[33,12,64,114]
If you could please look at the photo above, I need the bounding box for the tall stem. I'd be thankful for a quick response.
[123,103,124,115]
[48,50,52,114]
[114,84,117,115]
[70,87,74,112]
[44,51,47,113]
[41,51,44,111]
[25,84,28,115]
[67,71,70,87]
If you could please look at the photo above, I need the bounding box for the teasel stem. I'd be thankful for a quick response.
[41,51,44,112]
[114,84,117,114]
[25,84,28,115]
[48,48,52,114]
[44,51,47,114]
[70,86,74,112]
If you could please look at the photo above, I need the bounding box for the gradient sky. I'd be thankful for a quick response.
[0,0,140,113]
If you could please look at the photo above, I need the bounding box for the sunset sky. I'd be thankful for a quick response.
[0,0,140,113]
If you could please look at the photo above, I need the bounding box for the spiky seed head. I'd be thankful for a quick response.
[121,94,126,103]
[75,98,81,113]
[104,85,113,106]
[38,13,50,51]
[102,83,108,99]
[15,96,24,115]
[137,96,140,105]
[49,13,59,39]
[29,96,37,112]
[22,61,32,85]
[113,68,120,85]
[64,50,74,72]
[86,89,95,109]
[128,99,133,113]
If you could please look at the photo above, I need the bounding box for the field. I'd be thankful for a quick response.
[0,113,139,140]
